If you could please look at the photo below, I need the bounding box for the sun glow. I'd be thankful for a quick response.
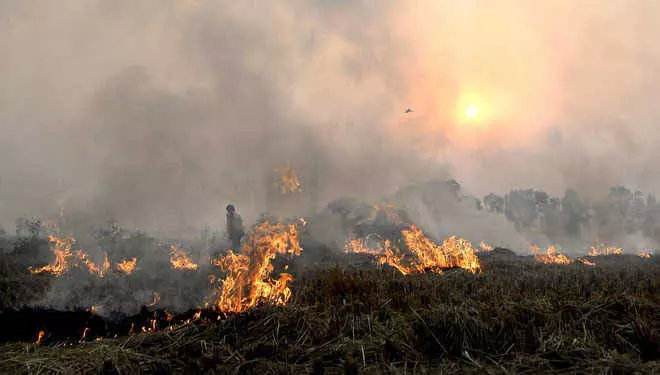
[456,91,489,125]
[465,105,478,118]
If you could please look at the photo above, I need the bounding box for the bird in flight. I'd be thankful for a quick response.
[404,108,414,113]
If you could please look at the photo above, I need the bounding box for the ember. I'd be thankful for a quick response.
[35,330,44,346]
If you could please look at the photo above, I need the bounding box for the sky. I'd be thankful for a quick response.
[2,0,660,236]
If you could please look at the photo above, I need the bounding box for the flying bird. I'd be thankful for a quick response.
[404,108,414,113]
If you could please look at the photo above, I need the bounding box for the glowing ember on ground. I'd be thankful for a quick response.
[116,257,137,275]
[274,164,302,194]
[170,244,198,270]
[148,292,160,307]
[36,330,45,346]
[532,245,572,265]
[79,327,90,343]
[211,220,302,313]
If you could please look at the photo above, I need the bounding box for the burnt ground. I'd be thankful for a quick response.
[0,252,659,374]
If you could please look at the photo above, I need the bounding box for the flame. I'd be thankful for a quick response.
[148,292,160,307]
[76,251,111,277]
[274,164,302,194]
[345,225,481,275]
[211,220,302,313]
[589,244,623,256]
[80,327,89,343]
[479,241,493,252]
[401,227,481,274]
[116,257,137,275]
[31,234,76,276]
[36,330,45,345]
[638,250,653,259]
[193,309,202,320]
[578,258,596,266]
[533,245,572,265]
[31,233,115,278]
[170,244,198,271]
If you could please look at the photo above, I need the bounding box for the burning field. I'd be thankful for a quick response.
[0,192,659,374]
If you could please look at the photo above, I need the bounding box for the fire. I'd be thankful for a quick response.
[638,250,653,259]
[589,245,623,257]
[31,233,115,278]
[80,327,90,343]
[36,330,45,346]
[401,227,481,274]
[211,220,302,313]
[116,257,137,275]
[148,292,160,307]
[274,164,302,194]
[77,251,110,277]
[533,245,572,265]
[30,234,76,276]
[345,226,481,275]
[578,258,596,266]
[170,244,198,271]
[479,241,494,252]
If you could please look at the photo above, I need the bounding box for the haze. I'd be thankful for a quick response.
[2,0,660,236]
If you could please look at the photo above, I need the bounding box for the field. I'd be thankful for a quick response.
[0,249,658,374]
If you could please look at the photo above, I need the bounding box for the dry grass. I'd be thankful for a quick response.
[0,253,659,374]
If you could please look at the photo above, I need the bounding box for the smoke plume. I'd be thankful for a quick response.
[2,0,660,239]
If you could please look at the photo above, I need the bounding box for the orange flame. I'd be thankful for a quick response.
[589,244,623,257]
[76,251,110,277]
[274,164,302,194]
[577,258,596,266]
[211,220,302,313]
[30,234,76,276]
[533,245,572,265]
[116,258,137,275]
[148,292,160,307]
[401,227,481,274]
[345,226,481,275]
[170,244,198,271]
[31,233,116,278]
[80,327,89,343]
[479,241,494,252]
[36,330,45,345]
[638,250,653,259]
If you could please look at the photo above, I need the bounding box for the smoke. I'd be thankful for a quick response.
[2,0,660,237]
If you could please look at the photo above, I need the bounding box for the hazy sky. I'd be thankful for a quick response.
[3,0,660,234]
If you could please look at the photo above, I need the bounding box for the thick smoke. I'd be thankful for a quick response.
[2,0,660,239]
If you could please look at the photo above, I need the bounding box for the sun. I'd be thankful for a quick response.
[465,105,478,118]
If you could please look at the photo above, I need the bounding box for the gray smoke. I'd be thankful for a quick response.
[2,0,660,241]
